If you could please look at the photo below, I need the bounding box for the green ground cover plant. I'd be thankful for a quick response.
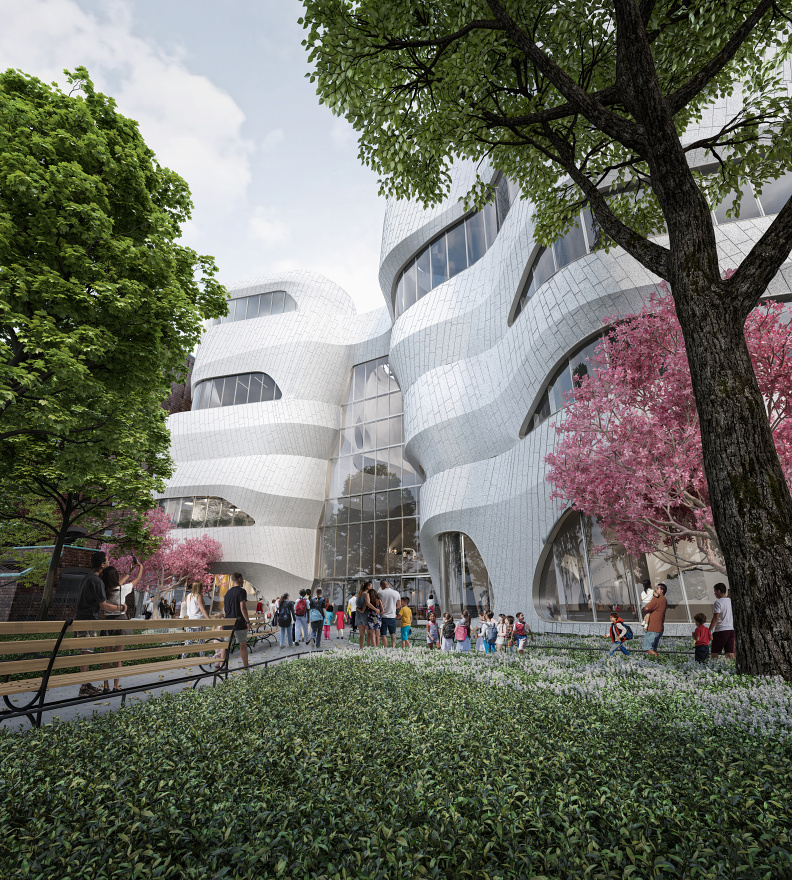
[1,650,791,879]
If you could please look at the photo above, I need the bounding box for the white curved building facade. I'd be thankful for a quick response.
[161,161,792,635]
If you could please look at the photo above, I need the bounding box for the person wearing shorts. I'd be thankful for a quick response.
[398,596,412,649]
[426,613,439,649]
[709,582,736,659]
[221,572,250,668]
[378,579,401,648]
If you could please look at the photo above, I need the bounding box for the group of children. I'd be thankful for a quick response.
[607,610,713,661]
[425,610,535,653]
[318,597,414,648]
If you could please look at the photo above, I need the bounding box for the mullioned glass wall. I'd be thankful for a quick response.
[158,496,255,529]
[316,356,429,613]
[535,510,728,625]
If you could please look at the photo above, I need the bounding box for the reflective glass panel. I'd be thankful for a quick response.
[347,523,362,576]
[377,394,390,421]
[260,374,276,402]
[582,209,597,250]
[429,236,448,288]
[550,513,594,621]
[353,364,366,401]
[272,291,285,313]
[548,361,574,413]
[226,300,238,322]
[191,498,208,528]
[389,489,402,519]
[466,212,487,264]
[632,550,689,622]
[248,374,263,403]
[482,202,498,248]
[192,382,208,410]
[361,523,374,574]
[177,499,193,529]
[322,528,335,577]
[674,539,727,622]
[234,374,250,405]
[375,420,390,449]
[218,500,233,528]
[374,521,389,576]
[389,416,403,446]
[334,527,347,577]
[553,216,589,268]
[446,222,468,278]
[207,378,222,409]
[258,292,272,316]
[222,376,239,406]
[284,293,297,312]
[205,497,222,528]
[757,171,792,215]
[389,391,402,415]
[361,493,375,522]
[416,249,431,300]
[584,517,637,620]
[402,260,417,313]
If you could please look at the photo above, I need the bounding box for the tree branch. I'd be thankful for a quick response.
[666,0,774,114]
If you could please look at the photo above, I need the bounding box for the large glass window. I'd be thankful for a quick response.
[394,174,516,318]
[213,290,297,325]
[158,496,255,528]
[522,331,610,436]
[192,372,282,410]
[438,532,493,618]
[535,510,728,624]
[316,356,429,601]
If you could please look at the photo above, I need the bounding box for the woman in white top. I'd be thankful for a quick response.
[181,581,211,659]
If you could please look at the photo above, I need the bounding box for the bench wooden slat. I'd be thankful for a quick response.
[0,637,232,676]
[0,628,233,655]
[0,618,237,635]
[0,655,227,696]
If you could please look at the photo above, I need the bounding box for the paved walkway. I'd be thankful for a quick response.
[3,631,358,733]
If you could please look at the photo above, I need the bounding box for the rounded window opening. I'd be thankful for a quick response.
[437,532,493,618]
[535,510,727,625]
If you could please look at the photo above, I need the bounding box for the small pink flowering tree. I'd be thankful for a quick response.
[546,287,792,574]
[104,508,223,612]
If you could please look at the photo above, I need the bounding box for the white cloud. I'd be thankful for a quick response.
[0,0,253,215]
[247,206,291,248]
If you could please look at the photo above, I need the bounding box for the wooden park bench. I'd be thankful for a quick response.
[0,617,240,728]
[244,616,279,651]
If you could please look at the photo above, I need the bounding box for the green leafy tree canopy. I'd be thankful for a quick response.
[0,66,227,444]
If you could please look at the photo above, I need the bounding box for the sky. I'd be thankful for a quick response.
[0,0,389,313]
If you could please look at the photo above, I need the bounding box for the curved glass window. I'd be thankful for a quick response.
[438,532,493,617]
[192,372,282,410]
[394,175,517,318]
[316,355,428,604]
[535,510,727,624]
[522,331,609,436]
[158,496,255,528]
[213,290,297,325]
[511,209,598,323]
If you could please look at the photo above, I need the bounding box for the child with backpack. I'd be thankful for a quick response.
[426,612,440,650]
[483,611,498,654]
[441,613,456,651]
[607,611,632,656]
[496,613,507,653]
[692,612,711,662]
[455,610,471,652]
[324,604,334,640]
[309,591,325,649]
[514,612,534,653]
[505,616,516,653]
[294,590,310,644]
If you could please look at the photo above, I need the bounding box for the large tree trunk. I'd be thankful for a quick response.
[36,520,70,621]
[671,277,792,678]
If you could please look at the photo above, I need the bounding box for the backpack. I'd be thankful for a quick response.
[515,621,526,638]
[454,623,468,641]
[310,596,324,623]
[295,597,307,616]
[442,620,455,640]
[277,604,292,626]
[485,622,498,642]
[355,595,365,611]
[623,624,634,640]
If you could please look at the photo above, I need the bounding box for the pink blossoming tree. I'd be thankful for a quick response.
[104,507,223,612]
[546,287,792,583]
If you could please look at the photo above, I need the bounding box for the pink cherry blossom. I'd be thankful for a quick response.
[545,284,792,571]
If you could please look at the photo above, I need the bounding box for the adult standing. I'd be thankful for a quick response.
[221,572,251,668]
[181,580,211,660]
[143,595,153,620]
[294,589,311,645]
[378,579,401,648]
[347,593,357,638]
[74,551,126,697]
[277,592,295,648]
[309,588,325,650]
[642,583,668,657]
[100,562,142,692]
[709,582,736,660]
[355,582,370,650]
[365,582,383,647]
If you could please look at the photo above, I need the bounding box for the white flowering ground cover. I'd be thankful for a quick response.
[1,648,791,879]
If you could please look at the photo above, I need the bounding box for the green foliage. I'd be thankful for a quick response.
[0,66,227,445]
[1,653,790,879]
[300,1,792,249]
